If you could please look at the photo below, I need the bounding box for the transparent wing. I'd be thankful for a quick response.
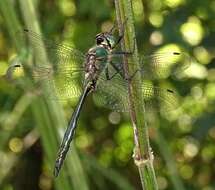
[34,67,85,100]
[141,83,178,113]
[11,63,85,100]
[110,51,190,79]
[16,29,86,67]
[93,64,179,112]
[140,51,191,79]
[37,71,83,101]
[94,69,129,112]
[16,29,87,99]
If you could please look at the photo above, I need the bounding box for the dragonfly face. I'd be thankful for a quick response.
[95,32,116,50]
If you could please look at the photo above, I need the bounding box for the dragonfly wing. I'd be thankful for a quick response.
[140,51,191,79]
[15,29,86,100]
[13,63,85,100]
[34,66,85,100]
[104,51,190,80]
[93,65,130,112]
[16,29,86,67]
[93,66,179,112]
[43,72,84,100]
[140,83,179,112]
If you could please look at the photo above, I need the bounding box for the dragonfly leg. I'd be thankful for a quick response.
[108,21,118,35]
[124,69,139,81]
[112,39,135,55]
[112,18,128,49]
[105,67,120,80]
[108,61,126,79]
[108,60,139,81]
[105,61,127,81]
[113,35,123,49]
[110,61,140,82]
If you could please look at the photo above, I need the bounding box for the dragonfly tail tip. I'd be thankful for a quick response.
[53,158,63,177]
[53,166,59,177]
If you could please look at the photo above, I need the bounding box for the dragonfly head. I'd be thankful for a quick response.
[95,33,116,50]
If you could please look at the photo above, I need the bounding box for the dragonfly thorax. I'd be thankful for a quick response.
[85,46,110,83]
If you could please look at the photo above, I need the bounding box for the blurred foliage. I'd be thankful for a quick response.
[0,0,215,190]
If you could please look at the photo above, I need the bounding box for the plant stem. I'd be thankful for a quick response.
[114,0,158,189]
[18,0,89,189]
[0,92,36,149]
[0,0,22,51]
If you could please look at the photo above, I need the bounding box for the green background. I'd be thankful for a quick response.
[0,0,215,190]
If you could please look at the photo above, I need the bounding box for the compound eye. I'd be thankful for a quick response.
[96,37,104,44]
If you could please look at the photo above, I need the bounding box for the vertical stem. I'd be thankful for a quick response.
[114,1,158,189]
[18,0,89,189]
[0,0,22,51]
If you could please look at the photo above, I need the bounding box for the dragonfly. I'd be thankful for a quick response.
[15,26,190,177]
